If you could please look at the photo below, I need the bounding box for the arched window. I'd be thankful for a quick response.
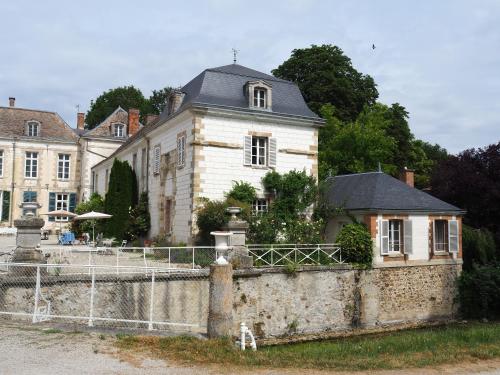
[26,121,40,137]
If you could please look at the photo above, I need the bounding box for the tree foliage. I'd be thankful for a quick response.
[225,181,257,205]
[149,87,173,115]
[127,192,151,241]
[70,193,105,236]
[272,44,379,121]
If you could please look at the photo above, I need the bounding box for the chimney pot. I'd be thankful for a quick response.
[8,97,15,107]
[128,108,140,137]
[146,114,159,125]
[400,167,415,188]
[77,112,85,130]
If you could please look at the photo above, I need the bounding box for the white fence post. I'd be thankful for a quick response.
[148,270,155,330]
[32,266,40,323]
[88,267,95,327]
[192,247,195,269]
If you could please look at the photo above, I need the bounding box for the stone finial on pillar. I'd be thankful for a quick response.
[224,207,253,268]
[207,262,233,338]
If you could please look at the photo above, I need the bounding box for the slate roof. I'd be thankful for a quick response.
[160,64,320,121]
[326,172,464,214]
[0,106,78,142]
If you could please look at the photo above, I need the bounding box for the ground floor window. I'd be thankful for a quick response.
[56,193,69,221]
[389,219,403,252]
[252,199,268,215]
[434,219,449,251]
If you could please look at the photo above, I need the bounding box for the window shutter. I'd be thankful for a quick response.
[48,192,56,222]
[380,220,389,255]
[449,220,459,253]
[244,136,252,165]
[69,193,77,213]
[153,146,160,174]
[432,220,437,252]
[1,191,10,222]
[23,191,29,202]
[403,220,413,254]
[269,138,277,168]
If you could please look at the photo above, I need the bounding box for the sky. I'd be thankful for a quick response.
[1,0,499,154]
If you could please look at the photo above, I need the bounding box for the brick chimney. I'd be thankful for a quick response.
[128,108,140,137]
[8,97,15,107]
[400,167,415,188]
[145,114,159,125]
[77,112,85,130]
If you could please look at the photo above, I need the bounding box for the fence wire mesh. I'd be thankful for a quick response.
[0,262,209,333]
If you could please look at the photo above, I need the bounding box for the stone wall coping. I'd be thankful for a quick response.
[373,259,463,269]
[233,264,353,278]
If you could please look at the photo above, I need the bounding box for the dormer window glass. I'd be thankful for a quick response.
[253,88,266,108]
[113,123,125,138]
[27,121,40,137]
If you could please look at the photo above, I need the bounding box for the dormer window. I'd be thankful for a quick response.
[26,121,40,137]
[113,123,125,137]
[254,88,267,108]
[246,80,272,111]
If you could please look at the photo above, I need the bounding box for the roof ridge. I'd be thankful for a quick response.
[205,65,293,84]
[0,106,57,115]
[334,171,383,178]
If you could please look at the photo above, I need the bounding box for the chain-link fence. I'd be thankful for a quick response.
[0,262,209,333]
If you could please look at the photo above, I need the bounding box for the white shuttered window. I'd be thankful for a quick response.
[448,220,459,253]
[243,136,277,168]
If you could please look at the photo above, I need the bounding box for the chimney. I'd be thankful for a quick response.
[77,112,85,130]
[168,90,185,115]
[400,167,415,188]
[146,114,159,125]
[8,97,15,107]
[128,108,140,137]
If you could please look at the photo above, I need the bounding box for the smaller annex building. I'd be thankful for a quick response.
[325,170,465,265]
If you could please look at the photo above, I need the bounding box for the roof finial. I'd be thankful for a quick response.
[378,162,382,172]
[231,48,239,64]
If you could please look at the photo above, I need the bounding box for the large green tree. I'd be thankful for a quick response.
[149,87,173,114]
[272,44,379,121]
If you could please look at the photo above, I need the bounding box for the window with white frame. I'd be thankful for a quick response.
[26,121,40,137]
[113,123,125,137]
[153,145,161,174]
[252,199,268,215]
[57,154,70,180]
[25,152,38,178]
[177,135,186,167]
[380,219,413,256]
[388,219,403,252]
[55,193,69,221]
[0,150,3,177]
[253,88,267,108]
[433,219,459,253]
[244,136,277,168]
[252,137,267,166]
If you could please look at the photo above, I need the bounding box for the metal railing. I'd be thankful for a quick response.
[0,262,208,332]
[247,243,343,267]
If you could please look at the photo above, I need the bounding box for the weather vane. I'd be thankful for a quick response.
[232,48,239,64]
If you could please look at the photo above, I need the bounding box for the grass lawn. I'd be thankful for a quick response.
[116,322,500,371]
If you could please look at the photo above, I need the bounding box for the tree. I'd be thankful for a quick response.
[127,192,151,241]
[70,193,105,236]
[149,87,173,114]
[430,142,500,247]
[85,86,150,129]
[104,159,136,240]
[272,44,379,121]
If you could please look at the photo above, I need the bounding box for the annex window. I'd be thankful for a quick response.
[252,199,268,215]
[55,193,69,221]
[380,219,413,255]
[153,145,161,175]
[0,150,3,177]
[253,88,267,108]
[388,220,402,252]
[244,136,277,168]
[433,219,459,253]
[177,135,186,168]
[26,121,40,137]
[57,154,70,180]
[25,152,38,178]
[113,123,125,138]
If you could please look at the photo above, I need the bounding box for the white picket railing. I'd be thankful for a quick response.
[247,243,343,267]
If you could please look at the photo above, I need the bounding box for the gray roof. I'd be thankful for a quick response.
[161,64,320,120]
[326,172,464,214]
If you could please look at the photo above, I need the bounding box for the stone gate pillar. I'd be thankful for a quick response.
[207,260,233,338]
[224,207,253,268]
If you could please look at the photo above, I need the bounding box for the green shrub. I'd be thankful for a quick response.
[462,225,496,271]
[195,199,229,245]
[336,223,373,266]
[459,264,500,319]
[226,181,257,205]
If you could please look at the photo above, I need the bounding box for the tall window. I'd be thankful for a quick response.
[253,88,266,108]
[25,152,38,178]
[434,220,449,252]
[141,148,147,189]
[113,123,125,137]
[105,169,109,191]
[23,191,38,216]
[177,135,185,167]
[252,199,268,215]
[58,154,70,180]
[0,150,3,177]
[27,121,40,136]
[388,220,403,252]
[132,153,137,171]
[251,137,267,166]
[164,198,172,233]
[55,193,69,221]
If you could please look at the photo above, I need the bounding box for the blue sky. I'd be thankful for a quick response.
[1,0,499,153]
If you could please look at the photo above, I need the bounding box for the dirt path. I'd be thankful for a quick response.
[0,322,499,375]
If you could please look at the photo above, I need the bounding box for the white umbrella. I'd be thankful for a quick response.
[73,211,112,246]
[43,210,78,237]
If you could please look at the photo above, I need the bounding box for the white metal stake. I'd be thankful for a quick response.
[88,267,95,327]
[168,248,171,269]
[32,266,40,323]
[192,247,195,269]
[148,270,155,330]
[116,248,120,275]
[88,251,92,275]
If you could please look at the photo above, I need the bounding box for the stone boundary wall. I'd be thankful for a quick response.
[232,261,461,339]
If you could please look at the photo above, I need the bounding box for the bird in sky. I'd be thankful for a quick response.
[372,44,376,50]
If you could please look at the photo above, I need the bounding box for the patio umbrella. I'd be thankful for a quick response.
[42,210,78,236]
[73,211,112,246]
